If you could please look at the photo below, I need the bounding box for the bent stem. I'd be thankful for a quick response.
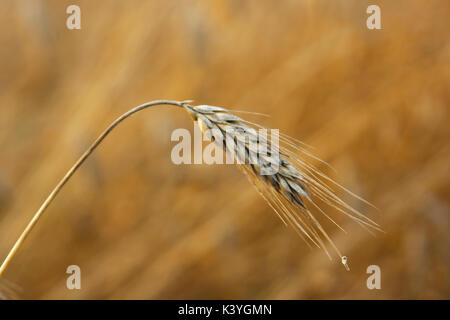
[0,99,191,278]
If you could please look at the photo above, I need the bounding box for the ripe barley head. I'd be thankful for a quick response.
[184,104,381,268]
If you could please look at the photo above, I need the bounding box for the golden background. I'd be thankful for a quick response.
[0,0,449,299]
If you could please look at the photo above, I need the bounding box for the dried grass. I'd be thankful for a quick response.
[0,100,380,280]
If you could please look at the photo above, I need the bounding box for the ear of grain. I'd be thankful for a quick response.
[184,104,381,268]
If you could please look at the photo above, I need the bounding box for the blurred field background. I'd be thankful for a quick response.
[0,0,449,299]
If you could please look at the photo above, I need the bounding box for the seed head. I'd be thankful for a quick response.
[183,104,381,263]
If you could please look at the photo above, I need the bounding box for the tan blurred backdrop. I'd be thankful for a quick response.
[0,0,449,299]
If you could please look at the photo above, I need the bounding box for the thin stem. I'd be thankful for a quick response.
[0,99,191,278]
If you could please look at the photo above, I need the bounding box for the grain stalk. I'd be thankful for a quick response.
[0,99,380,278]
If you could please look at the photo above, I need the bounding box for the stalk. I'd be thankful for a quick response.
[0,100,191,278]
